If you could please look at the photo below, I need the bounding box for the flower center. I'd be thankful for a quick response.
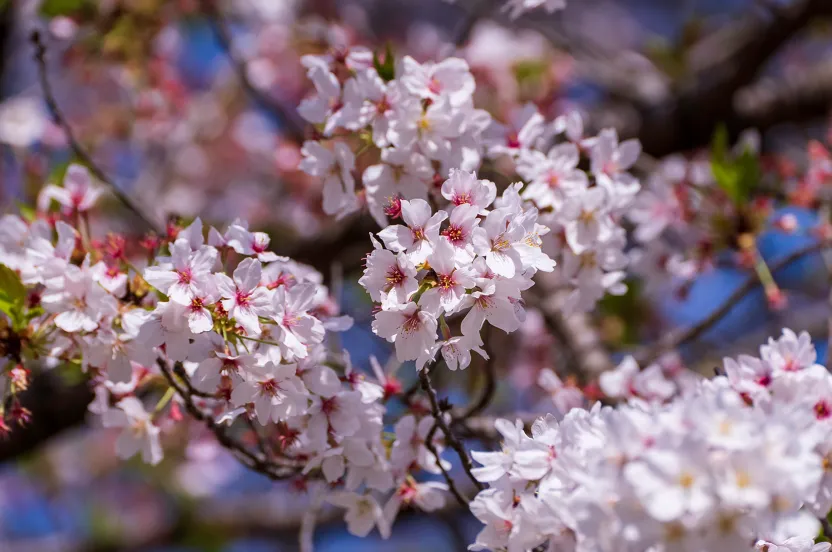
[427,77,442,95]
[814,400,831,420]
[178,268,193,284]
[452,192,471,206]
[235,289,251,307]
[443,225,464,244]
[401,312,423,334]
[437,273,455,291]
[259,378,281,397]
[385,265,405,290]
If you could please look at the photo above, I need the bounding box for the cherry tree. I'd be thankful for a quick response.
[1,0,832,550]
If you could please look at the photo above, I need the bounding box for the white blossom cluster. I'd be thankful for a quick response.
[297,47,492,225]
[299,41,642,315]
[1,165,456,538]
[484,107,638,313]
[469,328,832,552]
[359,170,555,369]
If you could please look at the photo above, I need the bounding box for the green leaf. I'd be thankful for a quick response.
[711,123,729,164]
[16,202,36,222]
[0,264,26,327]
[0,264,25,305]
[711,159,740,202]
[373,43,395,82]
[709,124,760,205]
[39,0,95,18]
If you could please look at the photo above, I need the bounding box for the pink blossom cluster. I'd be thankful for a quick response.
[469,328,832,552]
[360,169,555,370]
[485,108,638,313]
[297,47,492,224]
[0,163,465,540]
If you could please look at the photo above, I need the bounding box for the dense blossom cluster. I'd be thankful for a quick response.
[0,165,460,537]
[360,170,554,369]
[486,108,638,312]
[297,48,492,224]
[469,328,832,552]
[4,0,832,549]
[299,44,638,313]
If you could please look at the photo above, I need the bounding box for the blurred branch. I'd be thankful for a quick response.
[531,286,615,381]
[733,60,832,132]
[633,240,832,367]
[455,327,497,420]
[637,0,832,156]
[449,0,491,47]
[0,372,92,463]
[30,30,163,233]
[199,0,307,144]
[278,214,378,280]
[508,12,668,106]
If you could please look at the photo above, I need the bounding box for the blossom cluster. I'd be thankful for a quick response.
[298,36,641,315]
[484,107,638,313]
[297,47,492,224]
[0,164,457,538]
[360,169,555,369]
[469,328,832,552]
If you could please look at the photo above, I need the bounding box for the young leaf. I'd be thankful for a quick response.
[0,264,25,305]
[0,264,26,327]
[39,0,94,17]
[373,43,395,82]
[709,123,760,205]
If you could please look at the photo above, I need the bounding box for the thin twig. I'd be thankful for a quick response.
[455,327,496,421]
[449,0,489,47]
[424,422,470,507]
[199,0,306,144]
[419,367,484,493]
[634,240,832,367]
[30,30,161,233]
[157,359,299,480]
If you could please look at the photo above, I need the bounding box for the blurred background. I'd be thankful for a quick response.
[1,0,832,550]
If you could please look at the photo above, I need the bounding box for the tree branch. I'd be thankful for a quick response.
[637,0,832,156]
[633,240,832,367]
[419,366,484,496]
[733,60,832,132]
[157,359,301,481]
[0,372,93,462]
[30,30,162,233]
[199,0,307,144]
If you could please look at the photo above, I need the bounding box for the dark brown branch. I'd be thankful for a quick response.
[531,286,615,381]
[30,30,162,233]
[199,0,307,144]
[419,367,484,494]
[157,360,300,480]
[633,240,832,368]
[0,372,93,462]
[733,60,832,132]
[637,0,832,156]
[424,421,470,507]
[455,327,496,420]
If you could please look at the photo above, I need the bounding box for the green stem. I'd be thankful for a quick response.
[236,334,282,347]
[153,386,176,417]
